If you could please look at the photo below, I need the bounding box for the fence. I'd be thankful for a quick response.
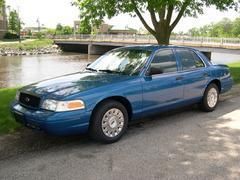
[50,34,240,48]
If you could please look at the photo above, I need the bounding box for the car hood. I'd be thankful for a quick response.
[21,72,136,99]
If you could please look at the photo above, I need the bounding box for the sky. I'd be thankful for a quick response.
[6,0,240,33]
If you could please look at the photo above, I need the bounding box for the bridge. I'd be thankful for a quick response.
[54,34,240,58]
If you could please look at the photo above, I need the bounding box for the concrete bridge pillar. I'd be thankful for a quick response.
[88,44,93,55]
[88,44,119,55]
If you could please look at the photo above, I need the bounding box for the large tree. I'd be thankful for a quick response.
[8,9,21,34]
[232,18,240,37]
[187,17,240,38]
[74,0,239,45]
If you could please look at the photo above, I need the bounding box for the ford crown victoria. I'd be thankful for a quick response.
[11,46,233,143]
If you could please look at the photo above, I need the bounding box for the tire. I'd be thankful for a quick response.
[200,83,219,112]
[89,100,128,143]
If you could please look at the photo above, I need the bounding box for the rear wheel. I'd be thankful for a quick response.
[200,83,219,112]
[89,100,128,143]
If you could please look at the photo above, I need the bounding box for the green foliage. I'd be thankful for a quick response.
[78,20,92,34]
[0,88,21,135]
[228,62,240,84]
[0,0,5,14]
[55,23,73,35]
[46,28,56,35]
[188,17,240,38]
[27,30,32,36]
[231,18,240,38]
[56,23,63,32]
[36,32,45,39]
[74,0,239,44]
[8,9,21,34]
[62,26,73,35]
[4,32,19,39]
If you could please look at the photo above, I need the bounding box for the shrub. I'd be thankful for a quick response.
[4,32,19,39]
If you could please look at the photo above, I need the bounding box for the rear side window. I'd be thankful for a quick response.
[177,49,205,70]
[150,49,177,74]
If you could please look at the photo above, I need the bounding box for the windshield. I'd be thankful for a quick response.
[87,48,152,75]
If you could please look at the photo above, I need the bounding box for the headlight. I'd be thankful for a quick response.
[15,91,20,101]
[42,99,85,112]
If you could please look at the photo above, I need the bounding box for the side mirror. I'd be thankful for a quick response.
[147,67,163,76]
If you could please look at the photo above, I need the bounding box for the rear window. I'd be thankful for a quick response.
[177,49,205,70]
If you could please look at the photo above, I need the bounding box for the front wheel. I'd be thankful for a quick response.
[200,83,219,112]
[89,100,128,143]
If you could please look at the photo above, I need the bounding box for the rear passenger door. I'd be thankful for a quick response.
[176,48,209,100]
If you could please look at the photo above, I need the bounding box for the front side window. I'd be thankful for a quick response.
[87,48,152,75]
[177,49,205,70]
[149,49,177,75]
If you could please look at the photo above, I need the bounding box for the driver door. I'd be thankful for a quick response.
[141,49,184,114]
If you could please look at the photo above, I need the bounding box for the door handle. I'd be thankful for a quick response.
[176,76,183,81]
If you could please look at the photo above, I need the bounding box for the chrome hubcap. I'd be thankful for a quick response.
[102,108,124,138]
[207,88,218,108]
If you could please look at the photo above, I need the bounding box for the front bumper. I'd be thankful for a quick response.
[11,102,91,135]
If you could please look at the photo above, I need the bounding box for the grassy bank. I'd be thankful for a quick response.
[228,62,240,84]
[0,88,21,135]
[0,39,54,51]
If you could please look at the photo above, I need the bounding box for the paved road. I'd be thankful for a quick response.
[0,95,240,180]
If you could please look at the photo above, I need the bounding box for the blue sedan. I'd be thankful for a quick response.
[11,45,233,143]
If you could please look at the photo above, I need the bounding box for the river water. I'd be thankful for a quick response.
[0,52,240,88]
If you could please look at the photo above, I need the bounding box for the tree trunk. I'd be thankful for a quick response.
[154,28,171,45]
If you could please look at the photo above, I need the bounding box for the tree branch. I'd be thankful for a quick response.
[170,0,190,31]
[148,6,158,28]
[131,0,156,35]
[158,7,166,22]
[166,4,174,25]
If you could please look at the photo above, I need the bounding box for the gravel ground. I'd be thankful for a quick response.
[0,85,240,180]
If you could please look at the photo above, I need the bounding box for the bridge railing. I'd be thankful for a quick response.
[52,34,240,47]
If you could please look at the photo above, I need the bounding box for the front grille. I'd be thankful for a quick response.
[19,93,41,108]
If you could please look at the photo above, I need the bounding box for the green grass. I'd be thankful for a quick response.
[0,88,21,135]
[228,62,240,84]
[0,39,54,51]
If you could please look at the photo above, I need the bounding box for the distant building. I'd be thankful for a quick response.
[98,24,137,35]
[109,27,137,35]
[75,21,137,35]
[97,23,113,34]
[0,5,7,39]
[74,20,80,33]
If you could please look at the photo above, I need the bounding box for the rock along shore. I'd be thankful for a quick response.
[0,45,61,56]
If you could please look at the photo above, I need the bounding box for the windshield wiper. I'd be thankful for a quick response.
[98,69,122,74]
[85,67,97,72]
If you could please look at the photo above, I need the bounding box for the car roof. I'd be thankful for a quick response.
[117,45,197,52]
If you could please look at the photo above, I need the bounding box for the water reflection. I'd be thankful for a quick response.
[211,53,240,64]
[0,53,98,88]
[0,52,239,88]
